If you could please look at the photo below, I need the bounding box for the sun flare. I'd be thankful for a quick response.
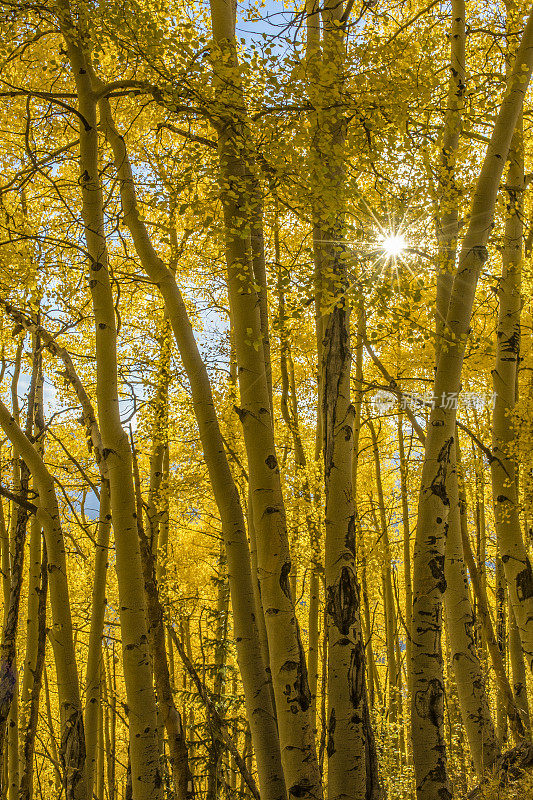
[380,233,407,259]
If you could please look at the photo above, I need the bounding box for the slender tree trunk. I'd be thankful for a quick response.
[458,472,525,741]
[208,2,320,795]
[19,349,46,800]
[96,690,105,800]
[131,437,194,800]
[443,638,468,797]
[508,598,531,735]
[43,666,62,794]
[146,318,171,558]
[96,75,286,800]
[435,0,466,346]
[207,541,229,800]
[19,541,47,800]
[84,480,112,798]
[490,110,533,670]
[0,340,38,794]
[106,646,117,800]
[398,414,413,694]
[471,434,488,668]
[275,215,322,730]
[369,422,398,732]
[169,628,260,800]
[496,558,509,745]
[0,402,86,800]
[58,7,165,795]
[443,445,500,776]
[410,12,533,799]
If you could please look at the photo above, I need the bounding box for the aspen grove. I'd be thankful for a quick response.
[2,1,533,799]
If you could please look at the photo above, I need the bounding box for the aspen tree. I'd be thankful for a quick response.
[0,401,86,800]
[410,9,533,800]
[95,81,286,800]
[275,217,321,726]
[398,414,412,692]
[19,338,45,799]
[146,318,172,558]
[306,0,375,794]
[96,693,105,800]
[508,600,531,734]
[435,0,466,345]
[4,342,28,800]
[0,300,112,795]
[490,56,533,671]
[294,4,325,733]
[103,650,116,800]
[457,441,526,741]
[443,636,468,796]
[130,435,193,800]
[368,420,398,730]
[352,312,374,713]
[19,539,47,800]
[208,0,322,795]
[18,402,42,718]
[84,483,112,797]
[43,665,63,795]
[443,446,500,775]
[207,541,230,800]
[57,5,164,794]
[0,336,40,799]
[495,558,509,744]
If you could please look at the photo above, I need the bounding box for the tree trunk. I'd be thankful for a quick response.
[309,3,374,795]
[0,339,39,794]
[410,12,533,799]
[0,402,86,800]
[490,110,533,670]
[96,72,286,800]
[435,0,466,347]
[131,436,194,800]
[19,541,47,800]
[443,446,500,776]
[209,2,320,796]
[84,481,112,797]
[398,414,413,695]
[59,6,166,795]
[508,599,531,735]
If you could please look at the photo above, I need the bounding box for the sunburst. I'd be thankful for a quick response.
[380,232,407,259]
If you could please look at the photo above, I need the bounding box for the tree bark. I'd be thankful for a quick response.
[84,481,112,797]
[208,2,320,796]
[95,74,286,800]
[410,10,533,800]
[0,401,86,800]
[58,6,166,795]
[443,445,500,776]
[131,436,194,800]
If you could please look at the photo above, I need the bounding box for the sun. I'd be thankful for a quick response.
[380,232,407,259]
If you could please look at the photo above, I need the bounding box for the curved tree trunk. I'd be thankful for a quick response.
[58,6,166,795]
[96,83,286,800]
[410,10,533,800]
[0,401,86,800]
